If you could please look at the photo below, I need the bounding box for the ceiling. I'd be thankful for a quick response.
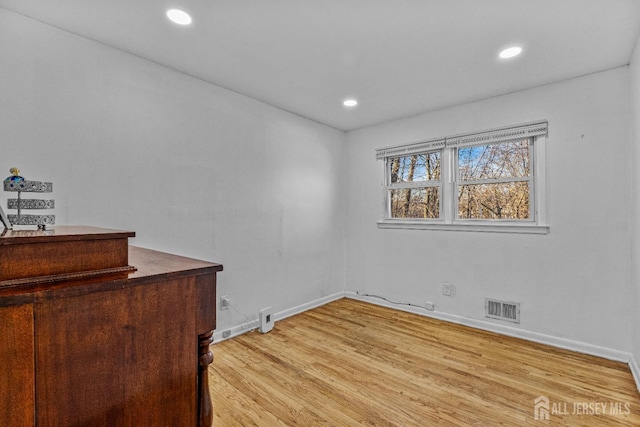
[1,0,640,131]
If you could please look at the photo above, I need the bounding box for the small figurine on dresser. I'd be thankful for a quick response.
[3,167,55,230]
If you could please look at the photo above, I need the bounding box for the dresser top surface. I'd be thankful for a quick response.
[0,225,135,245]
[0,228,222,305]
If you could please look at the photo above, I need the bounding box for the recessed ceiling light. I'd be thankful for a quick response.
[167,9,192,25]
[499,46,522,59]
[343,99,358,107]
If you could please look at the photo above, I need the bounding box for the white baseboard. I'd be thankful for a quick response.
[630,353,640,394]
[212,319,259,343]
[274,291,346,322]
[346,291,632,364]
[213,291,346,343]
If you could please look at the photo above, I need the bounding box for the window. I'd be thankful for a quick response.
[456,138,531,220]
[389,151,441,219]
[376,120,549,234]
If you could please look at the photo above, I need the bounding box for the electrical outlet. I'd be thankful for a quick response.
[220,295,231,310]
[442,283,454,296]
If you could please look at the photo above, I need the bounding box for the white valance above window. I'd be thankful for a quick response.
[375,120,548,157]
[375,138,445,160]
[445,120,548,148]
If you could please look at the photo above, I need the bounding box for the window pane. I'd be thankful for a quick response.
[391,188,440,219]
[458,182,529,219]
[458,139,529,181]
[390,152,441,183]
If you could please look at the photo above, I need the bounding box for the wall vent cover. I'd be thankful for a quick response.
[485,298,520,323]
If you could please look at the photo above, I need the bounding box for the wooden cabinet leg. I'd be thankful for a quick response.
[198,331,214,427]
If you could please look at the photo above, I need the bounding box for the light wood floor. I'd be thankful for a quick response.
[209,299,640,426]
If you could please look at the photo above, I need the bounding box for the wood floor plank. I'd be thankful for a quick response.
[209,299,640,426]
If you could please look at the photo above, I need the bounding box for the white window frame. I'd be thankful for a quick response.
[376,120,549,234]
[384,143,444,221]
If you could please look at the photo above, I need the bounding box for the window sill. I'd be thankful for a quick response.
[377,220,549,235]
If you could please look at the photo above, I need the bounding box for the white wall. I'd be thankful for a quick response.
[345,67,633,356]
[3,6,638,371]
[0,9,346,332]
[629,33,640,383]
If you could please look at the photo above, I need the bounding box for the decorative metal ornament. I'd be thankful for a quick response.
[3,168,55,230]
[0,204,10,231]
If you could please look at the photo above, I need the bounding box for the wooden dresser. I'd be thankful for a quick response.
[0,226,222,426]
